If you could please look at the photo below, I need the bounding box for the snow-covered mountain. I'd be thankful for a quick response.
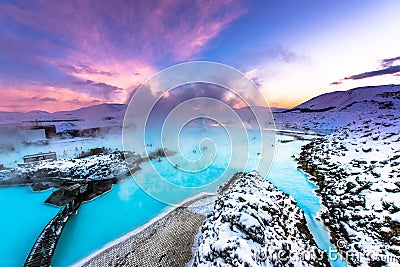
[53,103,126,120]
[0,103,285,134]
[293,84,400,112]
[0,103,126,124]
[0,104,126,132]
[1,83,398,136]
[273,84,400,133]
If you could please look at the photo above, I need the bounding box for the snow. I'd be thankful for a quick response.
[0,150,130,181]
[57,123,78,133]
[1,84,399,266]
[273,84,400,134]
[295,84,400,112]
[187,195,218,216]
[0,103,125,132]
[191,172,329,267]
[297,108,400,265]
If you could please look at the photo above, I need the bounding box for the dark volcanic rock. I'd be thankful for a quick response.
[192,172,330,267]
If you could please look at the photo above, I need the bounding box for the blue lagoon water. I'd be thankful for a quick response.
[0,187,59,267]
[0,134,346,266]
[267,139,347,267]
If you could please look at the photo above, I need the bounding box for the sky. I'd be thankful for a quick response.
[0,0,399,112]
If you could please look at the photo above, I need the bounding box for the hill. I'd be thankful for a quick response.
[293,84,400,112]
[274,84,400,133]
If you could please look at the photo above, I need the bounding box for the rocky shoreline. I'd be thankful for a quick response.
[191,171,330,266]
[0,148,173,191]
[0,150,130,188]
[297,114,400,266]
[76,171,329,267]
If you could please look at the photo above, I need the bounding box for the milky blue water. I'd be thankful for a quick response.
[0,187,59,266]
[0,135,346,267]
[267,139,347,267]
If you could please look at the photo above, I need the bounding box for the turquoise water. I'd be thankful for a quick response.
[53,180,167,266]
[267,139,347,267]
[0,136,346,266]
[0,187,59,267]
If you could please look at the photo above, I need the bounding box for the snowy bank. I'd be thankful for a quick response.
[298,113,400,266]
[191,171,330,266]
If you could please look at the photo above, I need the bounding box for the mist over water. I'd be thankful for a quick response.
[0,136,341,267]
[0,62,343,266]
[123,62,276,205]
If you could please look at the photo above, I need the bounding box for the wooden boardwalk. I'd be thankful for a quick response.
[24,200,81,267]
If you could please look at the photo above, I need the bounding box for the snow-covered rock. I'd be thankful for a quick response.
[0,151,130,182]
[297,112,400,266]
[191,172,330,267]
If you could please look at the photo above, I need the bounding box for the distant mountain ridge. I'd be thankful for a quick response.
[1,84,399,124]
[290,84,400,112]
[0,103,285,124]
[0,103,127,124]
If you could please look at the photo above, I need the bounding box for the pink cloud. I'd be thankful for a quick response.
[0,0,246,62]
[0,0,247,111]
[138,0,247,60]
[0,86,110,112]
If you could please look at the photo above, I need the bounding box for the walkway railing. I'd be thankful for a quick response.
[24,201,81,267]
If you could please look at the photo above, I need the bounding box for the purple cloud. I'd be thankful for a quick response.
[266,45,301,63]
[344,65,400,80]
[330,81,342,85]
[40,97,58,102]
[0,0,247,111]
[331,56,400,84]
[58,63,115,77]
[72,80,123,99]
[235,44,306,68]
[380,56,400,68]
[66,98,84,105]
[0,1,245,63]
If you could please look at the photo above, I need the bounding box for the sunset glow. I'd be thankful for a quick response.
[1,0,399,111]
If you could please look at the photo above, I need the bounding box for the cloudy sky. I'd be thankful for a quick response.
[1,0,399,112]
